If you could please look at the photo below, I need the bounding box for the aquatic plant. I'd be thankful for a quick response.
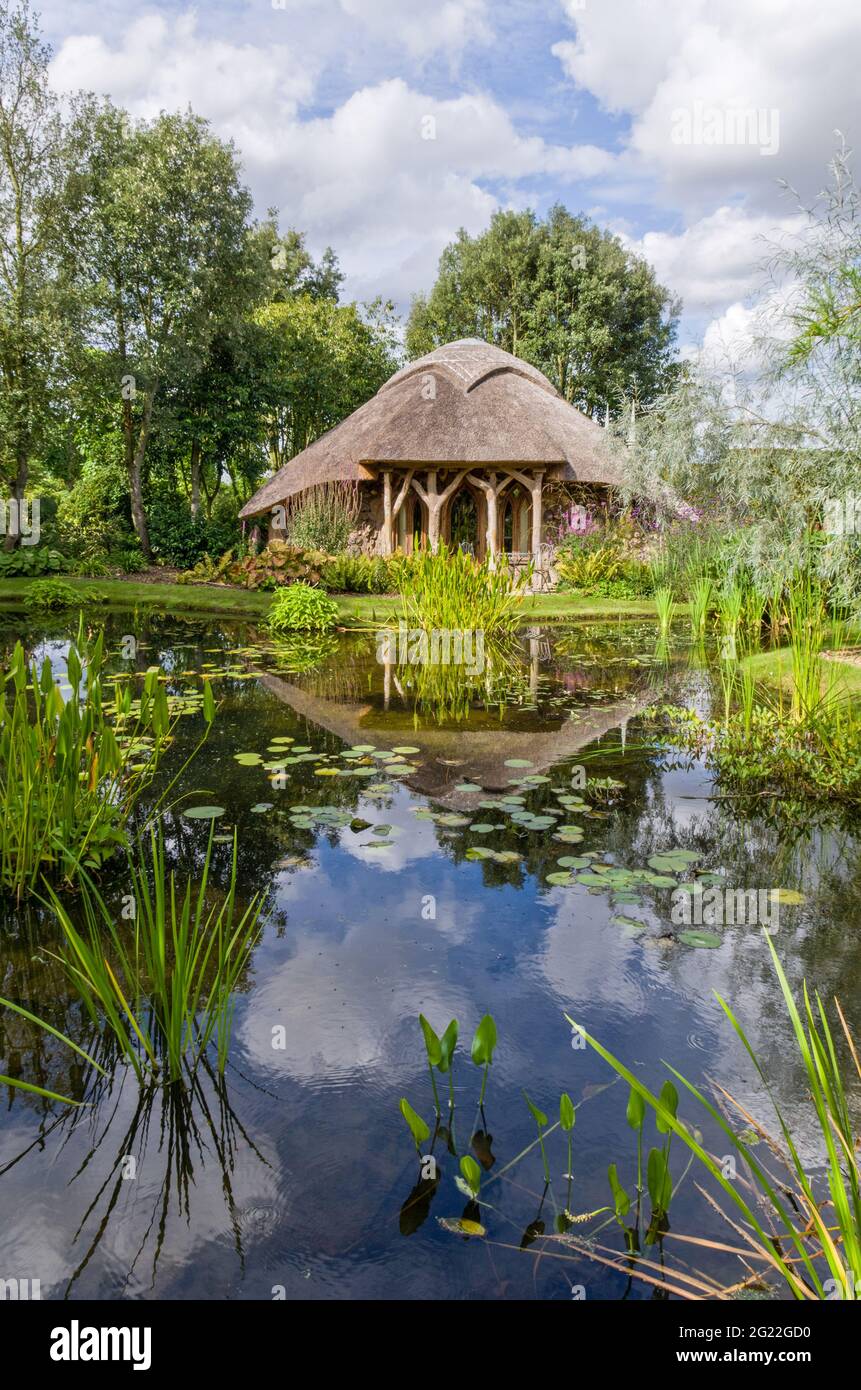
[45,825,264,1084]
[0,996,106,1105]
[567,932,861,1299]
[689,576,713,637]
[267,582,340,634]
[22,579,83,611]
[400,1097,431,1155]
[653,585,675,636]
[471,1013,497,1108]
[523,1091,551,1185]
[398,542,524,636]
[0,623,212,900]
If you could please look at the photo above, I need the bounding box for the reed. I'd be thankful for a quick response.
[689,576,713,638]
[398,542,525,636]
[568,932,861,1300]
[45,825,263,1084]
[653,586,675,637]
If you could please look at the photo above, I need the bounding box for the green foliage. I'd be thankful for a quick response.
[46,824,263,1084]
[0,545,64,576]
[267,582,340,634]
[407,205,680,417]
[399,1097,430,1152]
[0,623,200,898]
[556,541,625,592]
[320,552,394,594]
[226,540,325,590]
[286,485,358,553]
[148,497,212,568]
[460,1155,481,1197]
[398,542,524,635]
[22,578,81,611]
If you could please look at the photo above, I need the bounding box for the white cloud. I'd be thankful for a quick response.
[338,0,492,63]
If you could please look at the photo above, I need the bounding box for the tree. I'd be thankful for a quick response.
[63,102,255,556]
[406,205,680,418]
[256,294,400,472]
[0,0,66,547]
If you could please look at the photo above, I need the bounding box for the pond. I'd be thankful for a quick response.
[1,607,859,1300]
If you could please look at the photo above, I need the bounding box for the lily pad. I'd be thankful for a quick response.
[678,930,723,948]
[183,805,225,820]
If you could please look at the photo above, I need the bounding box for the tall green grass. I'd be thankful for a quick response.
[45,825,263,1084]
[398,542,525,635]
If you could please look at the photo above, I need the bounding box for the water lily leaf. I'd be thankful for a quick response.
[391,745,420,755]
[678,930,722,948]
[558,856,590,869]
[504,759,533,768]
[233,752,262,765]
[547,871,573,886]
[611,915,646,932]
[250,803,272,814]
[465,846,493,860]
[455,783,482,793]
[183,805,225,820]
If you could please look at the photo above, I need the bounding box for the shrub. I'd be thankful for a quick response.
[0,546,65,577]
[229,540,325,590]
[22,579,81,611]
[149,499,210,568]
[267,583,340,634]
[286,485,359,553]
[555,541,625,591]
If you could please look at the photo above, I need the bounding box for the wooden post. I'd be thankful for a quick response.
[410,470,463,553]
[381,471,393,555]
[530,471,544,561]
[466,471,516,571]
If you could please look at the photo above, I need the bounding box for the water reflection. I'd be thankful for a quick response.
[0,609,859,1300]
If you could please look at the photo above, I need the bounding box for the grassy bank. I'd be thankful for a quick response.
[0,577,671,625]
[743,644,861,699]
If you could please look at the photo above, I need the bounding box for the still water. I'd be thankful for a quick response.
[1,610,859,1300]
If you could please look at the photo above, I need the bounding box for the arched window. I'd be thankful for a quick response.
[449,489,479,553]
[501,486,531,553]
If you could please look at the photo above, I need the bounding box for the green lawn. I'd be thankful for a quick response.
[743,645,861,698]
[0,576,671,625]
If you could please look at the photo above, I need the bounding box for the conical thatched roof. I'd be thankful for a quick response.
[241,338,622,519]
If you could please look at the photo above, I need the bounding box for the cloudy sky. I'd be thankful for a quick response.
[39,0,860,356]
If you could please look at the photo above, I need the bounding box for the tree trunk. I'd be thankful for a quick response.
[125,392,154,559]
[2,447,28,553]
[190,439,201,518]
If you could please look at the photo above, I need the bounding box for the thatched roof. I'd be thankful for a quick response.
[241,338,623,519]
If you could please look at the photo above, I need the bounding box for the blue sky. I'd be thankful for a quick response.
[39,0,861,359]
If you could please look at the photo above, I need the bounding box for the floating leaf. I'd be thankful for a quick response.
[183,805,225,820]
[547,871,573,886]
[438,1217,485,1238]
[678,930,722,948]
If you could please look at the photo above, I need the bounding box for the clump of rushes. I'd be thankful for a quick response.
[471,1013,497,1109]
[689,576,713,639]
[0,621,215,901]
[523,1091,551,1185]
[398,541,525,637]
[45,824,263,1085]
[653,585,675,637]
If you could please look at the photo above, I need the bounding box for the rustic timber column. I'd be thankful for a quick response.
[466,471,515,570]
[530,471,544,561]
[410,469,462,552]
[381,471,393,555]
